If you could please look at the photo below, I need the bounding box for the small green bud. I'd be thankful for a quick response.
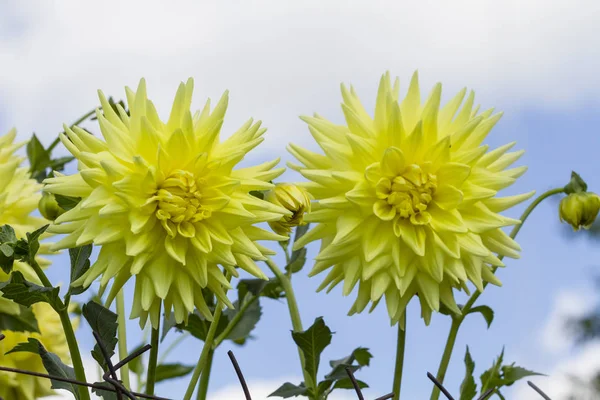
[38,192,65,221]
[559,192,600,231]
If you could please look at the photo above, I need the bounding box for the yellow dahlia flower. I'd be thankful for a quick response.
[0,303,71,400]
[266,183,312,236]
[289,72,534,325]
[559,192,600,231]
[44,79,291,328]
[0,129,52,314]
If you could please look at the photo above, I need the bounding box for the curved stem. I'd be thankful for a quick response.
[183,299,226,400]
[265,257,315,398]
[196,349,214,400]
[392,312,407,400]
[116,291,131,389]
[429,187,564,400]
[145,305,161,395]
[30,260,90,400]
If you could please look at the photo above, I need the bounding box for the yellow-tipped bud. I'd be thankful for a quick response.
[38,192,65,221]
[559,192,600,231]
[266,183,312,236]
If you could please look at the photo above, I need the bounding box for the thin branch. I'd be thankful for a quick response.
[427,372,455,400]
[528,381,552,400]
[345,367,365,400]
[228,350,252,400]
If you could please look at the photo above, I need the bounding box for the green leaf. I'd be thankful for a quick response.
[286,247,307,274]
[9,338,81,399]
[249,190,265,200]
[127,343,146,375]
[324,364,359,381]
[155,363,195,383]
[68,245,92,295]
[24,225,49,264]
[161,313,178,342]
[332,378,369,390]
[223,298,262,342]
[0,271,60,309]
[500,364,544,386]
[0,243,13,257]
[0,305,39,332]
[459,346,477,400]
[467,305,495,329]
[480,348,505,394]
[238,277,285,300]
[317,379,334,397]
[329,347,372,369]
[49,156,75,172]
[54,194,82,211]
[91,381,119,400]
[291,317,333,386]
[269,382,309,398]
[27,134,52,182]
[178,310,229,342]
[0,225,17,244]
[82,301,119,370]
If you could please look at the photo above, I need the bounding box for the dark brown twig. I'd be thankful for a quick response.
[477,388,495,400]
[373,393,395,400]
[427,372,455,400]
[93,331,131,400]
[228,350,253,400]
[114,344,152,370]
[528,381,552,400]
[345,366,365,400]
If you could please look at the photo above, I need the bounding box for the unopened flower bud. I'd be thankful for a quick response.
[559,192,600,231]
[38,192,65,221]
[266,183,312,236]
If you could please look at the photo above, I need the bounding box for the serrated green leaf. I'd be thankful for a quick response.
[329,347,372,369]
[25,225,49,263]
[500,364,545,386]
[27,134,52,182]
[0,271,60,309]
[9,337,81,399]
[0,225,17,244]
[238,277,285,300]
[480,348,505,394]
[317,379,334,397]
[459,346,477,400]
[82,301,118,370]
[68,245,92,295]
[0,243,13,257]
[467,305,495,329]
[54,194,82,211]
[286,247,307,274]
[49,156,75,172]
[0,305,39,333]
[324,364,360,381]
[178,309,229,342]
[223,297,262,342]
[268,382,308,398]
[155,363,195,383]
[292,317,333,386]
[332,378,369,390]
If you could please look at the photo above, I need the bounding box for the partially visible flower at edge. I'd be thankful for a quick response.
[43,78,291,328]
[266,183,312,237]
[0,303,73,400]
[288,71,535,326]
[0,129,54,315]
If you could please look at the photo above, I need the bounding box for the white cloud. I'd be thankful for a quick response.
[0,0,599,151]
[208,377,356,400]
[540,288,598,354]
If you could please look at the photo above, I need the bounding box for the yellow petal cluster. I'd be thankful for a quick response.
[289,72,534,325]
[44,79,291,328]
[266,183,312,236]
[559,192,600,231]
[0,303,71,400]
[0,129,52,314]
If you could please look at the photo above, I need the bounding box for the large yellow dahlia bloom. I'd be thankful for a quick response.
[44,79,290,328]
[0,129,52,314]
[289,72,534,325]
[0,303,71,400]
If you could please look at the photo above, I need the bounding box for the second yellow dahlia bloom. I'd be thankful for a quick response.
[0,129,52,314]
[0,303,71,400]
[44,79,291,328]
[289,72,534,325]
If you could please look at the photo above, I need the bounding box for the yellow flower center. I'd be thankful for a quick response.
[155,169,210,237]
[373,164,437,225]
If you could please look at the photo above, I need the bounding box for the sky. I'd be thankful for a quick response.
[1,1,600,399]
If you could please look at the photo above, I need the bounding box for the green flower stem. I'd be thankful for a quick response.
[30,260,90,400]
[265,257,315,398]
[429,187,564,400]
[213,295,259,348]
[392,312,407,400]
[116,291,131,389]
[145,305,161,395]
[196,349,215,400]
[183,299,226,400]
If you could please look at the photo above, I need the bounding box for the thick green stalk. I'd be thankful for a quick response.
[392,312,407,400]
[145,307,161,395]
[429,187,564,400]
[265,257,315,398]
[196,349,215,400]
[116,291,131,388]
[30,260,90,400]
[183,300,225,400]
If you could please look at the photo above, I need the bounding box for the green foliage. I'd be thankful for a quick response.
[466,305,495,329]
[0,271,60,309]
[269,382,309,398]
[27,133,75,183]
[155,363,195,383]
[292,317,333,386]
[7,338,81,399]
[0,224,48,274]
[54,194,82,211]
[0,304,39,333]
[458,346,544,400]
[68,245,92,295]
[286,224,310,274]
[82,301,119,370]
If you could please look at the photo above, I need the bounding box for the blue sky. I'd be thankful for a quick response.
[1,1,600,399]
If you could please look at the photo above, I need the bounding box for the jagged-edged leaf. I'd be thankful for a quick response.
[0,271,60,309]
[68,245,92,295]
[238,277,285,300]
[223,298,262,342]
[27,134,51,182]
[177,309,229,342]
[467,305,495,329]
[332,378,369,390]
[155,363,195,383]
[269,382,309,398]
[291,317,333,385]
[0,305,39,333]
[82,301,118,369]
[459,346,477,400]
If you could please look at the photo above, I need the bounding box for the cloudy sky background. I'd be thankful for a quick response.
[2,1,600,399]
